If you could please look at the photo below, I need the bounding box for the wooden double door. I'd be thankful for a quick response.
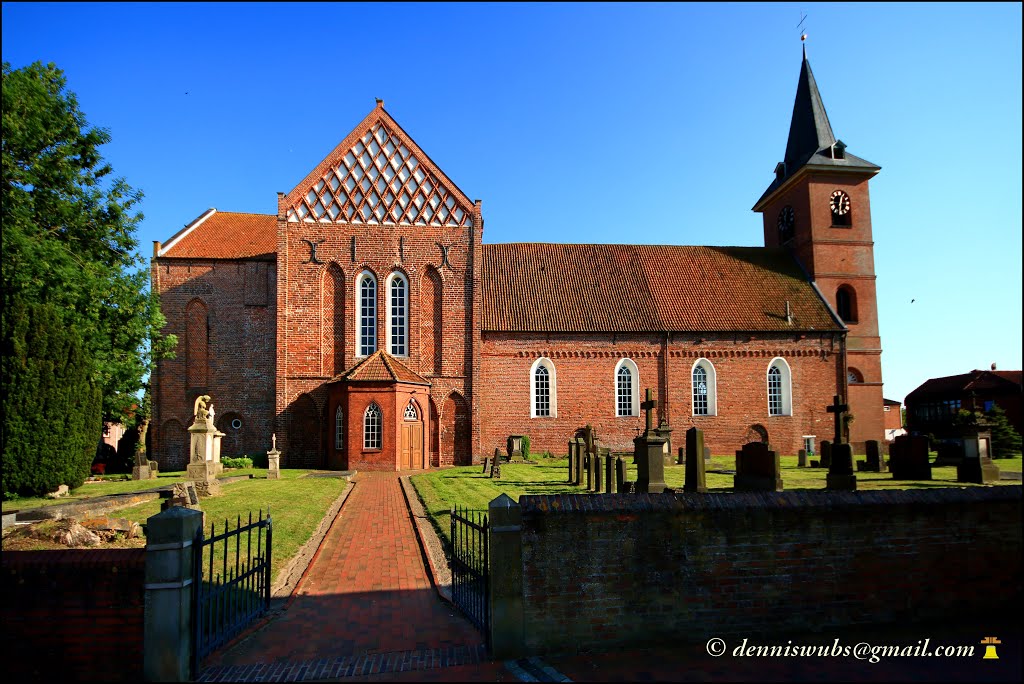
[400,421,424,470]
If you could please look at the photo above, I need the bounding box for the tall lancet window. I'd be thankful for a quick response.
[358,272,377,356]
[387,273,408,356]
[364,403,382,449]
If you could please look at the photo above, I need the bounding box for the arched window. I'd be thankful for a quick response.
[357,271,377,356]
[767,358,793,416]
[335,406,344,449]
[847,367,864,384]
[363,403,382,449]
[386,272,408,356]
[404,400,418,421]
[530,358,557,418]
[836,285,857,323]
[692,358,718,416]
[614,359,639,417]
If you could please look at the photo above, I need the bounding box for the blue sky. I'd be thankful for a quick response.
[3,2,1021,405]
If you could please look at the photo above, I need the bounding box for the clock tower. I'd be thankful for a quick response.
[753,46,885,450]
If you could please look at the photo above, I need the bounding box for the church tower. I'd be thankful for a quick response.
[753,46,885,449]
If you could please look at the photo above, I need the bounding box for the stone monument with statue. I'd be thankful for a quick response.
[187,395,224,496]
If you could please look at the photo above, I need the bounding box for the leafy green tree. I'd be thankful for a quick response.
[2,300,102,496]
[985,405,1022,459]
[2,61,175,424]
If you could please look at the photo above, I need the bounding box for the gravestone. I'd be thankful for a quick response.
[825,395,857,490]
[162,482,203,526]
[267,433,281,480]
[684,427,707,493]
[490,451,502,479]
[132,433,151,480]
[633,389,668,493]
[507,435,524,461]
[797,449,808,468]
[567,439,576,482]
[616,457,627,493]
[957,430,1000,484]
[148,460,159,479]
[593,451,603,492]
[857,440,884,472]
[734,442,783,492]
[574,442,584,487]
[605,449,614,493]
[818,440,832,469]
[889,434,932,480]
[677,446,685,465]
[187,395,223,496]
[655,421,674,466]
[704,446,711,462]
[483,455,491,474]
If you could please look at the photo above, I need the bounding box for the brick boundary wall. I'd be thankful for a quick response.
[2,549,146,682]
[516,486,1022,655]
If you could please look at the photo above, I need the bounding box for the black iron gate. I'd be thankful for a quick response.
[191,510,272,677]
[450,506,490,647]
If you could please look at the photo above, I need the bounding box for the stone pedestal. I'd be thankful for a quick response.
[132,464,151,481]
[958,431,999,484]
[684,427,707,493]
[188,415,225,495]
[267,448,281,479]
[634,433,668,494]
[826,443,858,490]
[734,442,782,492]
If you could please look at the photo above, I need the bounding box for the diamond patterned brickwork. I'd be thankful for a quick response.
[287,122,473,228]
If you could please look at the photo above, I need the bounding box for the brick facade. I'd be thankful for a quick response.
[151,57,887,469]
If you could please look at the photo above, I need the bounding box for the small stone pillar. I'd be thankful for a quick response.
[827,443,857,490]
[604,449,614,493]
[684,427,707,493]
[593,452,603,492]
[585,452,594,491]
[573,444,584,487]
[567,440,576,483]
[489,494,524,659]
[144,506,203,682]
[616,456,627,493]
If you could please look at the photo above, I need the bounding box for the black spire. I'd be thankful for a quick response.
[783,48,836,170]
[752,48,879,210]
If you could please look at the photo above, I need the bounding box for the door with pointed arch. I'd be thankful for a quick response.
[400,398,424,470]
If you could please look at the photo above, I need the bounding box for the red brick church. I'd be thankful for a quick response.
[150,49,886,470]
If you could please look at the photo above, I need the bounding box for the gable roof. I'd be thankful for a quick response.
[481,244,841,333]
[329,350,431,386]
[157,210,276,259]
[282,101,475,228]
[754,49,879,209]
[906,369,1023,402]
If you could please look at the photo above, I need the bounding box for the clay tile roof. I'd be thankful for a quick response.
[482,244,840,333]
[330,350,430,385]
[159,210,276,259]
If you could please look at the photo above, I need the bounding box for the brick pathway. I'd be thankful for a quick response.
[200,471,484,680]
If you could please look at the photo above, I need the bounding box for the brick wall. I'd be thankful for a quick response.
[152,257,277,469]
[480,331,844,458]
[2,549,146,681]
[515,486,1022,654]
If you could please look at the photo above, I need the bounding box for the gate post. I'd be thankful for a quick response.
[488,493,525,659]
[144,506,203,682]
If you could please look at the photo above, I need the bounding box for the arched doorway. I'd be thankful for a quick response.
[399,398,424,470]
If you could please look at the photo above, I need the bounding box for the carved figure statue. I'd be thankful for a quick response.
[207,403,215,423]
[193,395,212,421]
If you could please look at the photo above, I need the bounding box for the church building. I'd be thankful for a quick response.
[150,50,886,470]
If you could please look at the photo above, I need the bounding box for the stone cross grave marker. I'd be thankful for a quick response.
[633,389,668,493]
[826,394,849,445]
[641,389,657,434]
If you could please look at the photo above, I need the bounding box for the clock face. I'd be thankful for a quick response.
[830,190,851,216]
[777,205,795,229]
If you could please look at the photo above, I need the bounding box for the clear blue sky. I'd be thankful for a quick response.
[3,2,1021,405]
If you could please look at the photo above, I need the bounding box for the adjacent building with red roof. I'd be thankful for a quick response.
[150,51,887,470]
[905,368,1022,439]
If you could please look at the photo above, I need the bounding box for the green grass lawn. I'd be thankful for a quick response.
[114,468,346,585]
[411,453,1021,547]
[1,467,272,513]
